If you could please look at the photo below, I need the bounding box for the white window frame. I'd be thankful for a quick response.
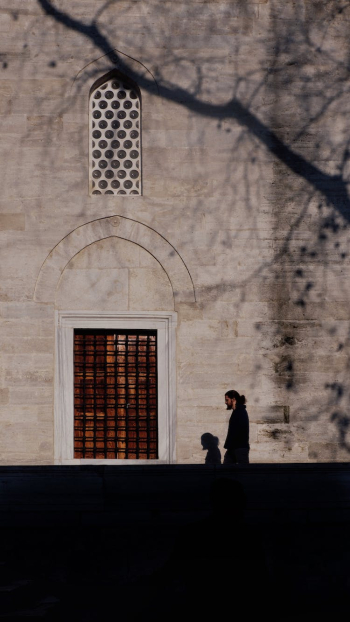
[55,311,177,465]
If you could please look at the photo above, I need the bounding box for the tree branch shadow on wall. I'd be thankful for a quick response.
[35,0,350,458]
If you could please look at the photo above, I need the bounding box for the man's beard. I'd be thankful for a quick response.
[226,405,231,410]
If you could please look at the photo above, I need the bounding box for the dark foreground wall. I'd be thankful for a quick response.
[0,464,349,620]
[1,463,349,525]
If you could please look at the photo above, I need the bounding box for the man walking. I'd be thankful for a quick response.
[223,390,250,464]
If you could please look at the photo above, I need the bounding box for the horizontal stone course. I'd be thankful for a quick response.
[0,214,25,230]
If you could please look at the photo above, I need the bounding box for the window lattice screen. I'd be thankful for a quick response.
[89,76,141,195]
[74,330,157,459]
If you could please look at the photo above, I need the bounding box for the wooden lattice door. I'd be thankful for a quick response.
[73,330,158,459]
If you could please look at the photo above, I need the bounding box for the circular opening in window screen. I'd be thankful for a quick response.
[90,79,141,196]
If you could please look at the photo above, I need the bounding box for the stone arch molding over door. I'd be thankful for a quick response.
[34,216,195,306]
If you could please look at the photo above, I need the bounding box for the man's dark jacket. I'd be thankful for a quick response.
[224,404,249,451]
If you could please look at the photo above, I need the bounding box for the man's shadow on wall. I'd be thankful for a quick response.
[201,433,221,465]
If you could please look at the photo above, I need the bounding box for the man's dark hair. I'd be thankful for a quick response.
[225,389,246,405]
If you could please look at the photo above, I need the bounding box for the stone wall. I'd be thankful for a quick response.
[0,0,350,463]
[56,237,174,312]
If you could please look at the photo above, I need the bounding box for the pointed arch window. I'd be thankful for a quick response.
[89,72,141,196]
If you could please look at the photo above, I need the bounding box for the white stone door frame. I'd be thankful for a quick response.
[55,311,177,465]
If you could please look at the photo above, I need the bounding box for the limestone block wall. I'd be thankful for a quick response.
[0,0,350,463]
[55,237,174,312]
